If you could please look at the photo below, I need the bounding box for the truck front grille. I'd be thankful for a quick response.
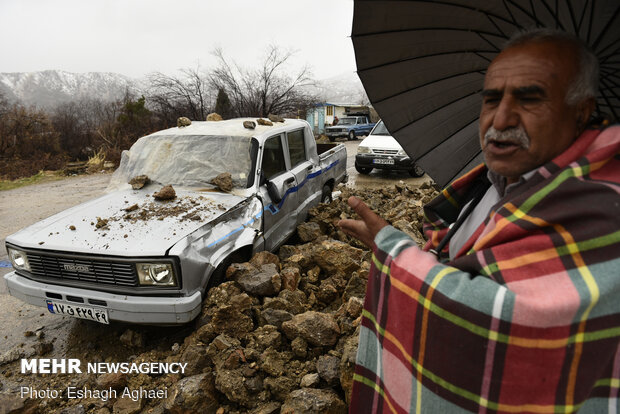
[27,253,138,287]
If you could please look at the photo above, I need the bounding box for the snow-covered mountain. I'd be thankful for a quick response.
[0,70,139,108]
[312,71,369,105]
[0,70,367,109]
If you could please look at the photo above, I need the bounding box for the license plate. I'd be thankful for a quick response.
[373,158,394,165]
[46,300,109,324]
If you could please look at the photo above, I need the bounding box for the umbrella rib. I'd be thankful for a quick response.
[369,72,484,107]
[596,41,620,63]
[504,0,545,28]
[351,26,503,40]
[502,0,518,25]
[444,150,484,187]
[474,32,505,52]
[411,0,521,30]
[591,5,620,49]
[356,49,493,75]
[576,0,591,35]
[563,0,580,34]
[598,79,619,120]
[586,0,595,42]
[406,115,480,162]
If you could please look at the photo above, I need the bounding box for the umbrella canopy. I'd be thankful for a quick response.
[351,0,620,187]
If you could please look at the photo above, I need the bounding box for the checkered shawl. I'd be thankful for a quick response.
[350,126,620,413]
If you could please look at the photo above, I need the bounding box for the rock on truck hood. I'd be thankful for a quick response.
[6,188,246,257]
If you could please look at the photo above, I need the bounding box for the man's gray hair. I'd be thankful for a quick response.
[504,28,599,105]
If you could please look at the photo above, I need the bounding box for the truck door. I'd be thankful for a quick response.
[259,133,299,251]
[285,128,319,223]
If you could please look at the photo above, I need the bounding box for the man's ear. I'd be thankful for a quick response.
[576,98,596,131]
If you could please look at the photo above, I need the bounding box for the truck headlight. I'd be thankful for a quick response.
[137,263,177,286]
[357,146,371,154]
[8,247,30,272]
[397,149,407,156]
[8,248,30,272]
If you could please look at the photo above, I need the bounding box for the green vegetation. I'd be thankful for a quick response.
[0,171,65,191]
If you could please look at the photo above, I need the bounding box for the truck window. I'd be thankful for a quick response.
[287,129,307,167]
[262,135,287,179]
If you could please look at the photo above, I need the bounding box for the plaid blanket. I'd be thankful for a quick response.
[350,126,620,413]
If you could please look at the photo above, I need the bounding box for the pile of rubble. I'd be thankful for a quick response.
[3,182,438,414]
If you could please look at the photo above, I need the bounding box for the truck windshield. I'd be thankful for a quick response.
[339,117,356,125]
[370,121,390,136]
[109,134,254,189]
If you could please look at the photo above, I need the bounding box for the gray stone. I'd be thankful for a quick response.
[261,308,293,328]
[235,263,281,296]
[291,336,308,358]
[300,372,320,388]
[212,172,233,192]
[215,369,252,406]
[264,376,296,401]
[297,222,323,242]
[119,329,144,348]
[317,355,340,386]
[113,396,143,414]
[211,305,254,338]
[281,388,347,414]
[281,311,341,347]
[280,267,301,291]
[164,373,219,414]
[250,251,281,268]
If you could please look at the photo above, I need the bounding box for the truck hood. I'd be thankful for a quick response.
[6,188,246,257]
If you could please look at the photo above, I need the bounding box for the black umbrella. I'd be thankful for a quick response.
[351,0,620,188]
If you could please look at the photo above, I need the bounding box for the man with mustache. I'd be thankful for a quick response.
[340,28,620,413]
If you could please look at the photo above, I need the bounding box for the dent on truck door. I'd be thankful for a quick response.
[259,134,298,251]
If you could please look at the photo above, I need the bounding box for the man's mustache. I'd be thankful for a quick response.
[483,126,531,149]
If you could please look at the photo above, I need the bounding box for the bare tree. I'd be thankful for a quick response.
[210,46,319,118]
[147,67,213,124]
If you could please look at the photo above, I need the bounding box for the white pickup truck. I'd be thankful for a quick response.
[4,118,347,324]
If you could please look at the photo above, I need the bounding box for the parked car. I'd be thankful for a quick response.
[4,118,347,324]
[325,115,376,141]
[355,120,424,177]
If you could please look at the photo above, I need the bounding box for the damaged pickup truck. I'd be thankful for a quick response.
[4,118,347,324]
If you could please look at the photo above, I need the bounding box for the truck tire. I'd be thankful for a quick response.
[321,184,333,203]
[348,130,356,141]
[328,136,335,142]
[409,164,425,177]
[207,250,249,290]
[355,165,372,175]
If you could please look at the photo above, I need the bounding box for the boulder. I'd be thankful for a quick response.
[235,263,281,296]
[212,172,233,192]
[281,388,347,414]
[281,311,340,347]
[164,373,219,414]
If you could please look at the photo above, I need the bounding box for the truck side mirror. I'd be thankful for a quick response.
[266,180,282,203]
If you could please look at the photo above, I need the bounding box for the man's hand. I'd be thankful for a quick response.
[337,196,389,249]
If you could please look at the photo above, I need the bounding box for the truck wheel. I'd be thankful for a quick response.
[409,164,425,177]
[348,130,356,141]
[328,136,335,142]
[355,165,372,175]
[321,184,333,203]
[207,250,248,290]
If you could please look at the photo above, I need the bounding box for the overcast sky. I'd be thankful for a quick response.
[0,0,356,80]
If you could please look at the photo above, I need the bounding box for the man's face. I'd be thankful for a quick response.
[479,41,584,183]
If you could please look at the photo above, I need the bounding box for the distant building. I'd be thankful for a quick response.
[306,103,377,135]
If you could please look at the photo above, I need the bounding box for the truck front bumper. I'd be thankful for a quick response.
[4,271,202,324]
